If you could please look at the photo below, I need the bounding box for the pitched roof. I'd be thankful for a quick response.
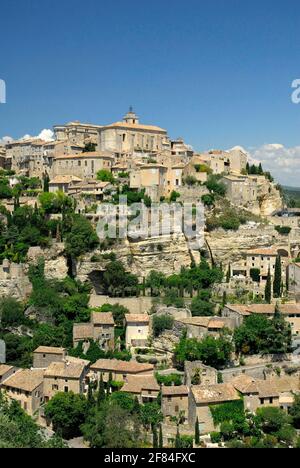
[192,383,240,405]
[44,360,88,379]
[125,314,150,324]
[91,359,154,374]
[121,375,160,394]
[0,365,14,378]
[162,385,189,396]
[2,369,44,392]
[91,312,114,326]
[49,175,82,184]
[73,323,93,340]
[247,248,279,256]
[180,317,226,329]
[103,121,167,133]
[34,347,66,355]
[54,151,114,160]
[226,304,300,316]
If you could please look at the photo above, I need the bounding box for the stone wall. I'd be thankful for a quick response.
[89,295,153,314]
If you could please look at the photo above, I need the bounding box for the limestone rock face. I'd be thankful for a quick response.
[76,234,193,282]
[0,277,32,300]
[206,224,296,265]
[27,243,68,280]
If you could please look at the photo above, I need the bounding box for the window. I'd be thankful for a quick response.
[64,386,69,393]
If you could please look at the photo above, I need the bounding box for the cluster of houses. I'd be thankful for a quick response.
[1,342,300,436]
[0,108,254,205]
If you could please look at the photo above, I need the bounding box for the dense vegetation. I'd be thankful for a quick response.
[0,392,66,448]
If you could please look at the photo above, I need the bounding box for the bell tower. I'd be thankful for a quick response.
[123,106,139,125]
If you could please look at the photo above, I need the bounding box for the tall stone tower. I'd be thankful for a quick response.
[123,107,139,125]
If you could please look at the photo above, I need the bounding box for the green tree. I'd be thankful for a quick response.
[65,215,99,259]
[159,424,163,448]
[44,392,88,439]
[265,268,272,304]
[195,417,200,445]
[0,297,24,327]
[273,256,282,298]
[153,425,158,448]
[152,315,174,337]
[97,170,115,184]
[97,374,106,406]
[140,403,163,430]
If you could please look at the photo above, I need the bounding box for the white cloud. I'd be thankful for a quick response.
[20,129,54,142]
[1,129,55,145]
[247,143,300,187]
[0,136,13,146]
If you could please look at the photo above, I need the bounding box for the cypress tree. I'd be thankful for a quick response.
[159,425,163,448]
[153,426,158,449]
[195,417,200,445]
[265,268,272,304]
[273,255,282,298]
[222,291,227,307]
[87,383,95,407]
[97,373,106,406]
[175,428,181,449]
[226,264,231,283]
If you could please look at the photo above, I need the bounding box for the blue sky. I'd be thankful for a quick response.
[1,0,300,185]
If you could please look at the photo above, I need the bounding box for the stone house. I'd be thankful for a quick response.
[33,347,67,369]
[231,374,300,414]
[73,312,115,351]
[125,314,150,349]
[188,384,241,434]
[178,317,233,340]
[43,357,90,402]
[98,109,169,155]
[130,163,168,202]
[51,152,114,180]
[121,375,160,404]
[89,359,154,384]
[0,365,17,384]
[288,263,300,302]
[246,247,289,285]
[49,175,82,193]
[53,121,102,146]
[222,303,300,335]
[1,369,44,417]
[184,362,218,387]
[161,385,189,420]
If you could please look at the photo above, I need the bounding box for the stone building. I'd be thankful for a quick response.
[51,152,114,180]
[121,375,160,404]
[171,138,193,159]
[178,317,234,340]
[49,175,83,193]
[231,374,300,414]
[125,314,150,349]
[53,121,102,146]
[0,365,17,384]
[222,303,300,335]
[33,347,67,369]
[161,385,189,419]
[184,362,218,387]
[188,383,241,434]
[246,247,289,285]
[89,359,154,384]
[98,109,169,156]
[1,369,45,417]
[288,262,300,302]
[43,357,90,402]
[73,312,115,351]
[130,163,168,202]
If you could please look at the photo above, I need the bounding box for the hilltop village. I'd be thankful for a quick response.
[0,109,300,448]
